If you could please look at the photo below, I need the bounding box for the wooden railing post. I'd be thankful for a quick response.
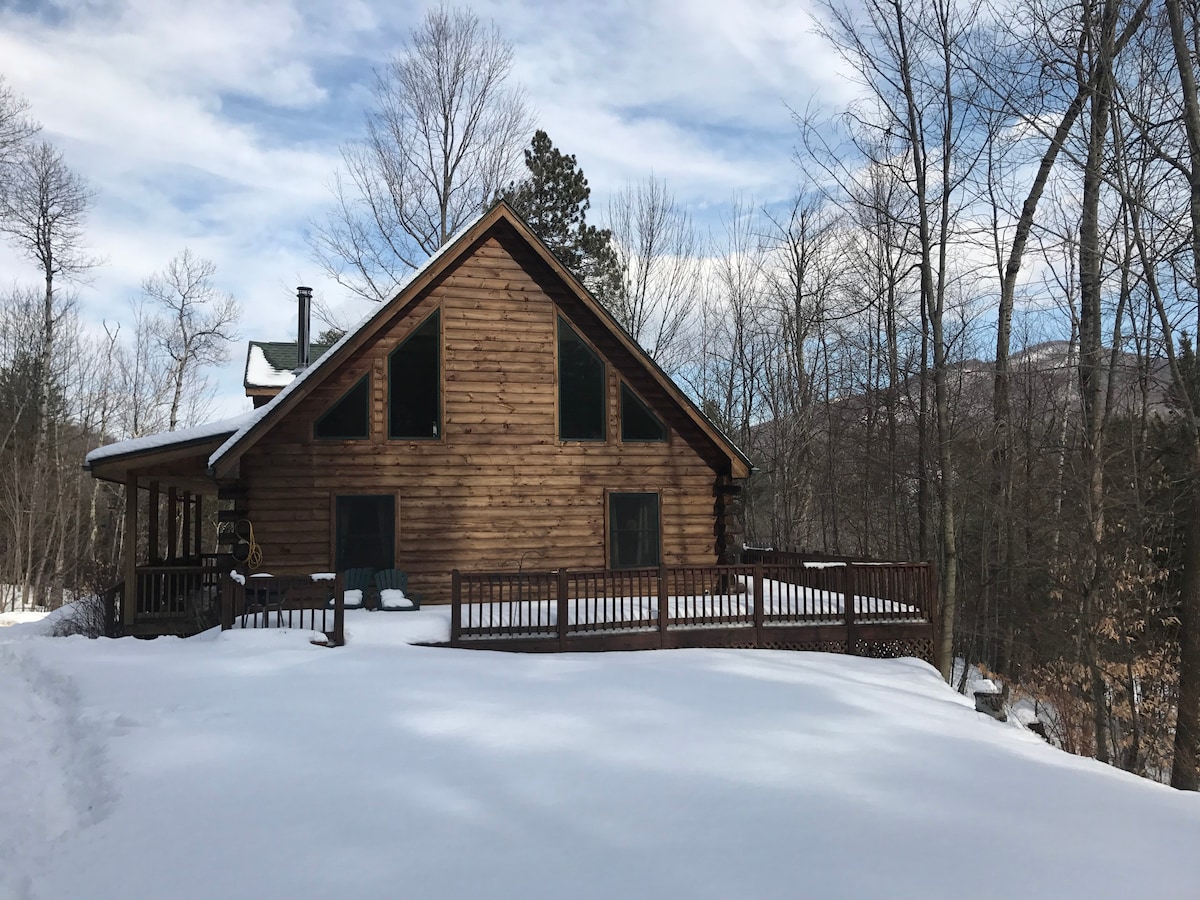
[332,571,345,647]
[657,564,669,649]
[557,568,569,651]
[220,572,234,630]
[844,563,857,656]
[450,569,462,646]
[753,562,765,647]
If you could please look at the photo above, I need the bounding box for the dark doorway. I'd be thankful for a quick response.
[335,495,395,570]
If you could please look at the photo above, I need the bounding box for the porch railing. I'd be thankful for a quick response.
[134,563,223,620]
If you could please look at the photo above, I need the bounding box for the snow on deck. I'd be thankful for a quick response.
[457,577,920,633]
[2,612,1198,899]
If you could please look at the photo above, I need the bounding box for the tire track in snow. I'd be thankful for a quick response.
[0,645,115,900]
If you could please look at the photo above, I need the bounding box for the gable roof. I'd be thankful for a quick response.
[209,201,752,479]
[245,341,335,391]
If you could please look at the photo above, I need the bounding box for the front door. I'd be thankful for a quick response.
[335,495,395,571]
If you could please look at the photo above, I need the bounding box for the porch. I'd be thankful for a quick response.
[101,569,347,645]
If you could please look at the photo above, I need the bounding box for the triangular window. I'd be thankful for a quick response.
[620,383,666,442]
[314,376,369,440]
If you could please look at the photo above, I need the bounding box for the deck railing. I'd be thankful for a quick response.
[220,572,345,646]
[450,560,938,664]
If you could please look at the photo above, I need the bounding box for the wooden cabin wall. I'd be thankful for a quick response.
[238,227,725,603]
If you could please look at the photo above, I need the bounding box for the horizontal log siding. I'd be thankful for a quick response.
[239,227,724,601]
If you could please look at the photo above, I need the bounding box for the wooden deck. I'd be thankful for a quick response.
[448,556,938,666]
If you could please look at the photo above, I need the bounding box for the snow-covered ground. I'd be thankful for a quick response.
[2,610,1198,900]
[0,610,50,628]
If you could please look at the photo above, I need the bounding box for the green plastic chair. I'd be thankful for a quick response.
[338,567,376,609]
[374,569,419,610]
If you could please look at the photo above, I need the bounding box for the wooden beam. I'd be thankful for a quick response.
[167,486,178,562]
[194,493,203,558]
[148,480,159,563]
[181,491,192,561]
[123,477,137,626]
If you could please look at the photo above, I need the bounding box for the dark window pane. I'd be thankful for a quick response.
[389,310,440,438]
[558,317,605,440]
[609,492,660,568]
[620,383,666,441]
[335,495,395,571]
[314,376,369,439]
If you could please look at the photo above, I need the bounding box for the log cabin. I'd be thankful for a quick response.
[84,201,753,637]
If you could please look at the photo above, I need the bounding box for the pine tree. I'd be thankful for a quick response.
[503,130,623,306]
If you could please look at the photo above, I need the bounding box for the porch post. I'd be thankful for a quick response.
[844,563,857,657]
[167,486,178,562]
[181,491,192,561]
[193,494,203,559]
[148,481,159,563]
[123,476,138,626]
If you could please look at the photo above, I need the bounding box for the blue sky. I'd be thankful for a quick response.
[0,0,854,417]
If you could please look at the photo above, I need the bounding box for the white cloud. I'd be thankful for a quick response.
[0,0,851,416]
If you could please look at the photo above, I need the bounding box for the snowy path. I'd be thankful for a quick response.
[0,645,113,899]
[2,613,1199,899]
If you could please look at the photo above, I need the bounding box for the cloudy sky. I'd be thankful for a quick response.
[0,0,852,417]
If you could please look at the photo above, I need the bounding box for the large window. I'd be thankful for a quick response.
[314,376,369,440]
[609,492,661,569]
[620,383,666,442]
[389,310,440,439]
[335,495,395,571]
[558,316,605,440]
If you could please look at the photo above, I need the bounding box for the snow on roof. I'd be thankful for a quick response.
[246,344,297,389]
[209,209,491,470]
[85,409,265,467]
[244,341,337,390]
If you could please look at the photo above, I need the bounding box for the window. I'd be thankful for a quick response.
[620,383,667,442]
[609,492,660,569]
[314,376,369,440]
[335,495,395,571]
[389,310,440,439]
[558,316,605,440]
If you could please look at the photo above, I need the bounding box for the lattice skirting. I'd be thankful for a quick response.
[691,637,934,664]
[854,637,936,665]
[758,640,850,654]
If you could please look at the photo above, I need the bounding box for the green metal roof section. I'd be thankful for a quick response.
[245,341,334,388]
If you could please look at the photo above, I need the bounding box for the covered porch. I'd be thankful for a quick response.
[85,417,249,637]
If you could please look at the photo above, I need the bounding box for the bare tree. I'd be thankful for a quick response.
[141,249,240,430]
[311,5,533,301]
[1160,0,1200,791]
[606,176,700,373]
[0,75,39,175]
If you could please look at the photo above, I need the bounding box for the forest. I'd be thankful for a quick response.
[3,0,1200,788]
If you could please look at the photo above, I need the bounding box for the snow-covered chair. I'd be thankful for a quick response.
[375,569,419,610]
[338,567,375,609]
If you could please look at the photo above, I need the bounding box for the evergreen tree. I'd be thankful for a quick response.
[503,130,623,306]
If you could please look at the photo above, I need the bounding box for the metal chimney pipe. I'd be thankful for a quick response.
[295,286,313,373]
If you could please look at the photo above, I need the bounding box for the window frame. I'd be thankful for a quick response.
[606,491,662,570]
[313,374,371,441]
[557,315,607,442]
[388,308,442,441]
